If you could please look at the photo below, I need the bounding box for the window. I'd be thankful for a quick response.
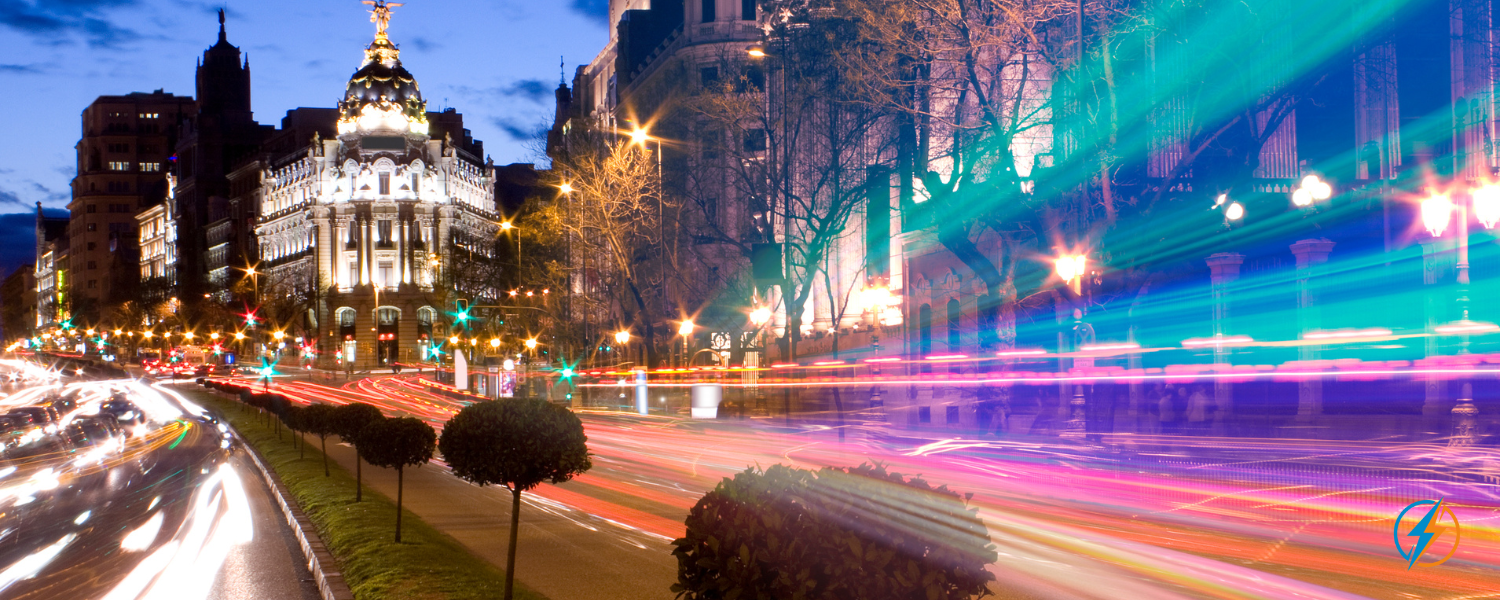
[701,0,716,22]
[87,280,98,289]
[107,143,130,153]
[141,162,161,172]
[739,65,765,92]
[700,66,719,88]
[378,220,392,245]
[378,262,394,288]
[946,406,959,424]
[918,406,931,424]
[918,304,932,372]
[742,0,755,20]
[378,173,391,195]
[86,204,97,213]
[703,197,718,222]
[138,113,159,119]
[87,261,97,270]
[947,299,961,351]
[87,223,97,232]
[744,129,767,152]
[108,161,131,171]
[87,242,96,251]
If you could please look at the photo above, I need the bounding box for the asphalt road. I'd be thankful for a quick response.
[0,374,318,600]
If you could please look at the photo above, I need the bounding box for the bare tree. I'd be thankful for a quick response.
[683,2,896,361]
[543,131,669,367]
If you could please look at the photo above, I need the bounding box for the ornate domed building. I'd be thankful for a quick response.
[255,3,498,366]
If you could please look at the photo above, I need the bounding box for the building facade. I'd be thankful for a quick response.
[135,190,176,297]
[69,91,193,317]
[253,14,498,366]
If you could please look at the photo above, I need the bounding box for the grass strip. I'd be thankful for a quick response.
[185,388,548,600]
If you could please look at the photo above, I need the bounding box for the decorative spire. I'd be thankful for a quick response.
[217,8,226,43]
[362,0,404,40]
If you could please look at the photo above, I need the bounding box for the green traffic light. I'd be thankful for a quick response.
[560,367,574,378]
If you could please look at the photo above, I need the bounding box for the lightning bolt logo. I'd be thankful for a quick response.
[1395,499,1461,569]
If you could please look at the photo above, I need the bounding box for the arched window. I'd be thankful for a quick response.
[417,307,435,340]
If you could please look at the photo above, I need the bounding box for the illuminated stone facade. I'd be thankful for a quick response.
[254,17,497,366]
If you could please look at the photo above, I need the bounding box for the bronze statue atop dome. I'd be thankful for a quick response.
[362,0,403,39]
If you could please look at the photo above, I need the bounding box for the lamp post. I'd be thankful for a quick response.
[1055,252,1090,440]
[676,319,695,367]
[1421,183,1500,446]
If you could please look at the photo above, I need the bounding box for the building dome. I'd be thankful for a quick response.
[337,36,428,135]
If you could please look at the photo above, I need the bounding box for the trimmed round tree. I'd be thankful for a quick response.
[671,462,998,600]
[334,402,386,502]
[301,403,340,477]
[280,404,306,458]
[360,417,436,542]
[438,399,592,600]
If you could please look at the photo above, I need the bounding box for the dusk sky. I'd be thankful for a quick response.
[0,0,609,274]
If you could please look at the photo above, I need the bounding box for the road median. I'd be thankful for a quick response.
[184,388,547,600]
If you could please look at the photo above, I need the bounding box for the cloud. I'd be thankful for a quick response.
[503,79,552,104]
[0,189,25,209]
[0,1,142,48]
[569,0,609,25]
[409,37,441,52]
[490,117,548,143]
[0,63,45,74]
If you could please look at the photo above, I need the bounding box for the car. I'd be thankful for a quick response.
[7,407,61,432]
[193,364,217,377]
[65,416,124,450]
[100,399,146,427]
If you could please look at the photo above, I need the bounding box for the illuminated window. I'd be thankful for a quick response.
[108,161,131,171]
[141,162,161,172]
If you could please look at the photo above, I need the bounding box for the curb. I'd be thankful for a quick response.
[219,395,356,600]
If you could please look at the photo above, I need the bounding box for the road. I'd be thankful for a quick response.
[0,369,319,600]
[257,374,1500,600]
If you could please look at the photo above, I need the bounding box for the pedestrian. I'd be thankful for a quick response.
[1187,385,1210,435]
[1157,385,1176,435]
[393,362,402,375]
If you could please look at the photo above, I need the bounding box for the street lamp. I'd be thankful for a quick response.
[524,337,538,350]
[1225,201,1246,221]
[1055,254,1087,294]
[559,182,573,195]
[1421,183,1500,446]
[1292,174,1333,207]
[614,330,631,344]
[749,306,771,327]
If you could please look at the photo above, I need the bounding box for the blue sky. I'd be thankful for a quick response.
[0,0,609,274]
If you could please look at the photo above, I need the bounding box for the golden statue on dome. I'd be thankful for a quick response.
[362,0,403,38]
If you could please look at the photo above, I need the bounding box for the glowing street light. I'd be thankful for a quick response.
[614,330,632,344]
[746,45,767,58]
[524,338,538,350]
[500,221,513,231]
[209,332,220,340]
[272,331,286,341]
[1422,192,1454,237]
[678,320,695,337]
[234,332,246,340]
[449,336,459,344]
[749,306,772,326]
[1292,174,1333,207]
[628,127,650,146]
[1225,201,1246,221]
[1055,254,1087,285]
[559,182,574,195]
[489,338,501,349]
[1473,182,1500,229]
[183,332,195,341]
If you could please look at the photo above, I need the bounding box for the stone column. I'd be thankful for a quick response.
[401,219,412,284]
[1207,253,1244,428]
[1291,239,1335,421]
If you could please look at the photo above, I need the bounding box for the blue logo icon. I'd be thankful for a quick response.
[1393,499,1460,569]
